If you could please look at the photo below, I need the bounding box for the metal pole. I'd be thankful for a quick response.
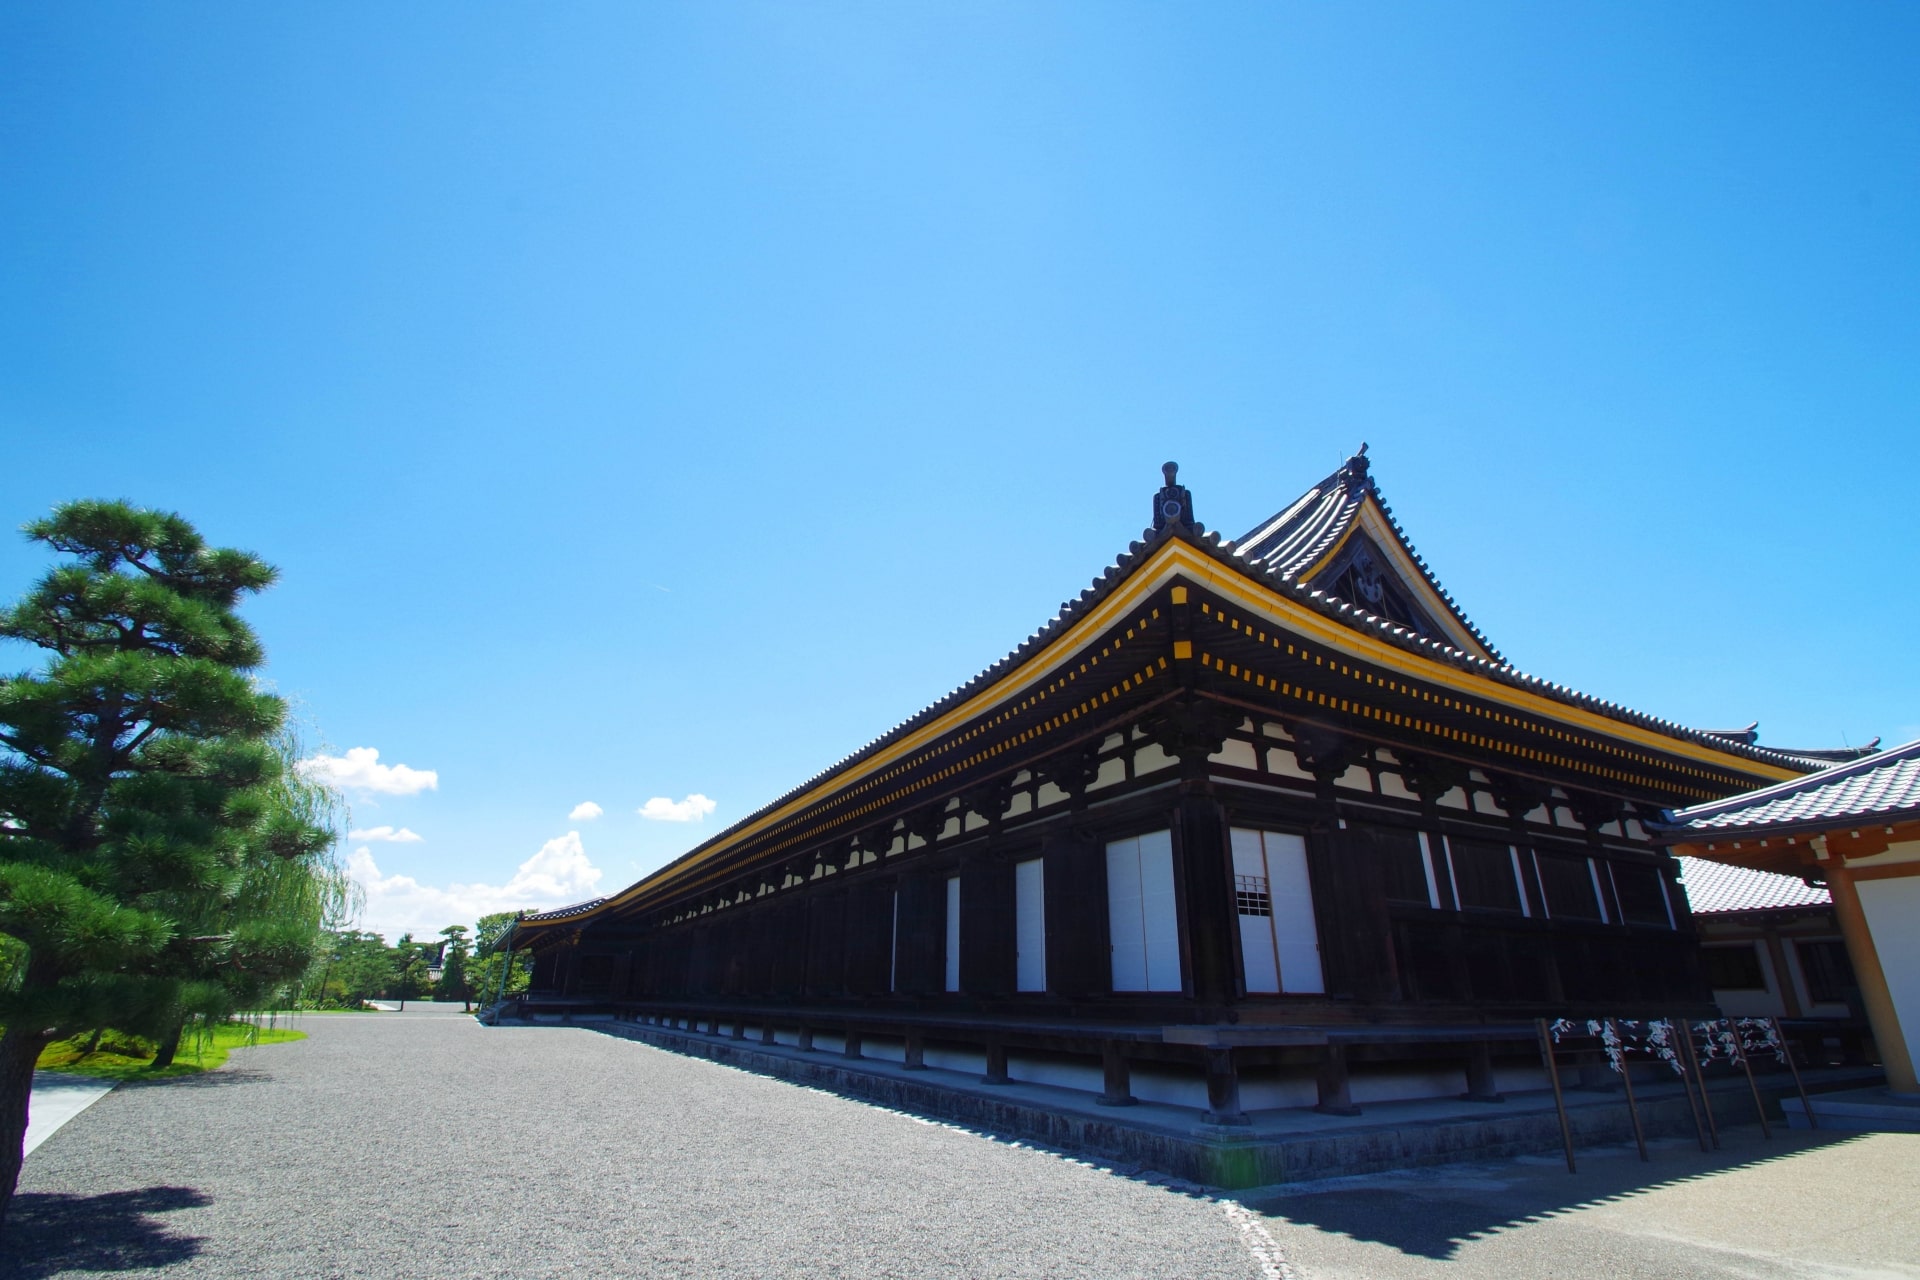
[1680,1020,1721,1150]
[1726,1019,1773,1139]
[1536,1018,1577,1174]
[495,919,518,1007]
[1609,1020,1649,1162]
[1668,1017,1711,1153]
[1773,1017,1817,1132]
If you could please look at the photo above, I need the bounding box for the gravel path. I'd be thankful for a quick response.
[4,1006,1266,1279]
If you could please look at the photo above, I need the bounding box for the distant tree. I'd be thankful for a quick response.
[0,501,328,1224]
[323,930,394,1006]
[437,924,472,1010]
[390,933,429,1010]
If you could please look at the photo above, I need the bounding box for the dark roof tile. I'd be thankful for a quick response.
[1660,738,1920,837]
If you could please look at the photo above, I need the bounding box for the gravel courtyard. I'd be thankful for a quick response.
[5,1006,1268,1279]
[8,1007,1919,1279]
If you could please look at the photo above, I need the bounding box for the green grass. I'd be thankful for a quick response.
[36,1022,308,1082]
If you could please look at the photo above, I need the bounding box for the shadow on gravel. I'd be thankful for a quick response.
[118,1066,270,1092]
[0,1186,209,1277]
[1246,1131,1866,1260]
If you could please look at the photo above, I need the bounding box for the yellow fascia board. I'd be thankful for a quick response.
[1295,497,1492,661]
[587,539,1796,920]
[586,546,1202,915]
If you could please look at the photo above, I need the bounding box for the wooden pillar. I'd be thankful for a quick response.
[797,1026,814,1052]
[960,856,1016,996]
[903,1030,926,1070]
[760,1023,776,1046]
[1097,1041,1135,1106]
[1463,1041,1504,1102]
[1827,866,1919,1093]
[843,1030,863,1060]
[1316,1044,1360,1115]
[1176,784,1238,1011]
[983,1041,1010,1086]
[1203,1048,1249,1125]
[731,1019,747,1040]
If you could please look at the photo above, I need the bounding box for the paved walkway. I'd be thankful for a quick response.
[1250,1129,1920,1278]
[23,1074,116,1159]
[7,1006,1917,1278]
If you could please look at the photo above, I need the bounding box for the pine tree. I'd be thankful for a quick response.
[0,501,328,1222]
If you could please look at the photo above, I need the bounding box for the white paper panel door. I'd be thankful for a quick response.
[1231,827,1281,994]
[1263,831,1325,994]
[1105,838,1147,992]
[1107,831,1182,992]
[944,875,961,993]
[1015,857,1046,992]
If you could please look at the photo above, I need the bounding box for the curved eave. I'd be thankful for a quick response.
[512,525,1818,942]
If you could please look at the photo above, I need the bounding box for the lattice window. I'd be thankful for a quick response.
[1235,873,1272,917]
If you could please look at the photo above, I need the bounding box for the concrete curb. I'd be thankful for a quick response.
[587,1020,1877,1188]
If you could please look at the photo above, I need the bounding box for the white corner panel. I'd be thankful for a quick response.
[1015,857,1046,992]
[944,875,961,993]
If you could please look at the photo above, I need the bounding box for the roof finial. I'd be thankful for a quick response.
[1341,442,1372,491]
[1152,460,1195,534]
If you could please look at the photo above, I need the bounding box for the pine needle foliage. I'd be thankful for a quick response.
[0,501,334,1224]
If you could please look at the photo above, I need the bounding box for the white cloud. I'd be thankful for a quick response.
[639,793,716,822]
[346,832,605,941]
[568,801,604,821]
[298,747,439,796]
[349,825,424,843]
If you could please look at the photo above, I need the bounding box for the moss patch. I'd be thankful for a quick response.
[37,1022,307,1082]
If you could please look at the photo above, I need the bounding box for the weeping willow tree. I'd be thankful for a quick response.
[0,500,334,1225]
[142,720,356,1066]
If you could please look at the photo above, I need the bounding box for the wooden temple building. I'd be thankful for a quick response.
[506,451,1853,1120]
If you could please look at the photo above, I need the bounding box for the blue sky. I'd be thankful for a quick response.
[4,5,1916,939]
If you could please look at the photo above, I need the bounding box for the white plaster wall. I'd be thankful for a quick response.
[1856,875,1920,1075]
[1209,740,1259,771]
[861,1036,907,1064]
[1005,1053,1103,1094]
[923,1045,987,1076]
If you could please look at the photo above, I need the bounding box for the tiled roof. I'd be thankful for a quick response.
[1235,448,1500,662]
[1660,738,1920,837]
[516,457,1832,932]
[1677,856,1830,915]
[521,898,606,923]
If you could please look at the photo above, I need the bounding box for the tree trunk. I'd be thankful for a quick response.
[150,1019,186,1070]
[0,1024,51,1227]
[80,1028,105,1059]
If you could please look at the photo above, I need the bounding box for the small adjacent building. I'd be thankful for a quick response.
[1659,740,1920,1094]
[508,453,1850,1116]
[1676,856,1864,1026]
